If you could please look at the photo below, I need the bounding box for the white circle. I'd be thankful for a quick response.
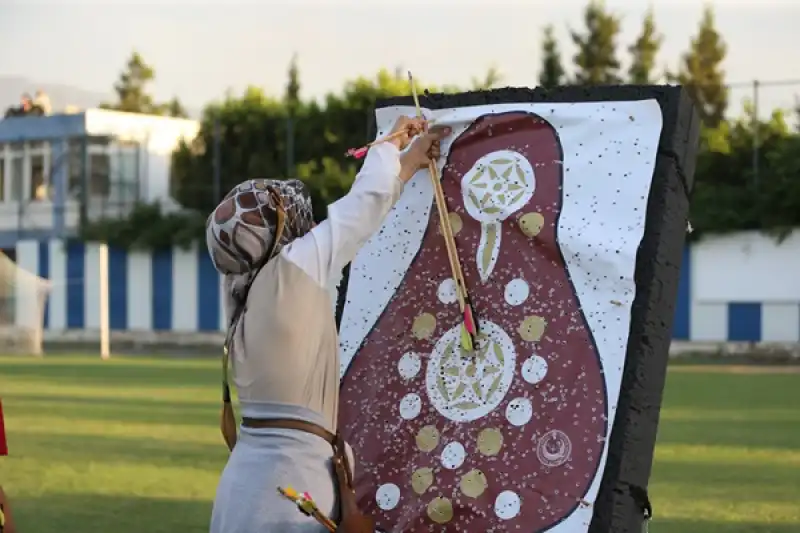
[504,279,530,306]
[440,441,466,470]
[537,430,572,468]
[425,319,517,422]
[375,483,401,510]
[521,355,548,384]
[461,149,536,224]
[399,393,422,420]
[494,490,521,520]
[397,352,422,380]
[437,278,459,305]
[505,397,533,426]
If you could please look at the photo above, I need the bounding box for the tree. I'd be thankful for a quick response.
[794,96,800,133]
[673,5,728,128]
[628,8,663,84]
[101,51,189,118]
[84,61,800,250]
[570,0,622,85]
[101,51,157,113]
[690,106,800,239]
[471,65,504,90]
[161,97,188,118]
[285,53,301,115]
[538,25,566,88]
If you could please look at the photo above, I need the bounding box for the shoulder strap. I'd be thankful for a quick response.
[221,188,287,452]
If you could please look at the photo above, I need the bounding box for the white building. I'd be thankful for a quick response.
[0,108,200,248]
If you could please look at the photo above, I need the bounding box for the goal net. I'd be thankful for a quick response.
[0,251,50,355]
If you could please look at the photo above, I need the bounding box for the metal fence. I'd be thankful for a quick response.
[721,78,800,185]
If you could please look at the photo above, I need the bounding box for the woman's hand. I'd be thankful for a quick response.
[387,116,427,151]
[398,125,452,183]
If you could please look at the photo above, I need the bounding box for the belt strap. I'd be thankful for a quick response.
[241,417,370,530]
[241,417,354,488]
[241,417,335,445]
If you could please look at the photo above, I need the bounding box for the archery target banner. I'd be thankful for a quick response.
[337,92,689,533]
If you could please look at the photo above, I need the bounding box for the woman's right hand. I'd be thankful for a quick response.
[398,125,452,183]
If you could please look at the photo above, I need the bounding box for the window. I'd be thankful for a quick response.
[30,154,47,201]
[27,140,50,202]
[110,141,139,205]
[9,154,23,202]
[67,140,84,199]
[89,153,110,198]
[68,139,111,200]
[67,138,139,203]
[0,141,52,202]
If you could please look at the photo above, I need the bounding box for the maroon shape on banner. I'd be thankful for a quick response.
[340,112,607,532]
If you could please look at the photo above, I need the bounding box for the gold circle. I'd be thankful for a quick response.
[412,313,437,339]
[518,316,546,342]
[416,425,440,452]
[477,427,503,456]
[411,467,434,495]
[519,212,545,237]
[459,469,488,498]
[448,212,463,235]
[427,497,454,524]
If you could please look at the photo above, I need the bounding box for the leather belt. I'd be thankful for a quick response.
[241,417,336,446]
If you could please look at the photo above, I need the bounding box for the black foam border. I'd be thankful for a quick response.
[338,86,699,532]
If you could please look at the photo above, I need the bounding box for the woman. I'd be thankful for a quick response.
[207,116,451,533]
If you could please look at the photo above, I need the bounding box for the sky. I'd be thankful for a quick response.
[1,0,799,120]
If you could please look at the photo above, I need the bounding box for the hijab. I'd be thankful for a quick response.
[206,178,315,321]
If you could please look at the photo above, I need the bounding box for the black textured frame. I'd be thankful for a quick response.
[336,86,699,533]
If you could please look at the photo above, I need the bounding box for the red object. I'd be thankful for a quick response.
[345,146,368,159]
[339,113,607,531]
[0,399,7,456]
[462,305,476,336]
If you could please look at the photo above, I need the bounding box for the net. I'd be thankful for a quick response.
[0,251,50,355]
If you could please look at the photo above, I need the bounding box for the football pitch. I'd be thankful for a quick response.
[1,355,798,533]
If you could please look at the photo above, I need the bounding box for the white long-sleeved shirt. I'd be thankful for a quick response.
[233,142,404,431]
[281,142,404,288]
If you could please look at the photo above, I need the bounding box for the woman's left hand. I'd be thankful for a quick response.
[387,116,428,151]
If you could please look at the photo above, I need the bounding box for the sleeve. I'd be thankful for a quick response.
[282,142,404,287]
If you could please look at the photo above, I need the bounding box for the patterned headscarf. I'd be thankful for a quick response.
[206,178,315,319]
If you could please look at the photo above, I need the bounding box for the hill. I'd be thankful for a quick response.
[0,75,110,113]
[0,76,201,117]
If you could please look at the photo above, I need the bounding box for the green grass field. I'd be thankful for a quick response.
[1,355,798,533]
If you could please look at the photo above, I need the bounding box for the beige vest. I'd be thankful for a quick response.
[228,253,340,432]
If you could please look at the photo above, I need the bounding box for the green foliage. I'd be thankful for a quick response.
[170,68,442,219]
[628,8,663,84]
[79,202,206,250]
[690,107,800,241]
[100,51,189,118]
[570,0,623,85]
[82,7,800,250]
[671,5,728,128]
[470,65,504,90]
[538,25,566,89]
